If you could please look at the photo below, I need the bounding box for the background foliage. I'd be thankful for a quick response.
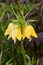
[0,0,43,65]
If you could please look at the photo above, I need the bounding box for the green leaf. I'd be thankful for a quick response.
[27,19,38,22]
[5,59,13,65]
[25,54,31,65]
[31,57,35,65]
[0,52,2,65]
[36,59,39,65]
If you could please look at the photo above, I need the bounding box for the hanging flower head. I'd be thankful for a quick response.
[22,24,37,40]
[5,23,22,42]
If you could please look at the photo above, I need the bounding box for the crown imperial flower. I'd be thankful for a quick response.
[22,24,38,39]
[5,23,22,42]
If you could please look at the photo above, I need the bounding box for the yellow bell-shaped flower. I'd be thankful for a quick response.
[22,24,38,39]
[5,23,22,42]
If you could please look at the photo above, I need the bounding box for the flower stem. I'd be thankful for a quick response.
[21,41,27,65]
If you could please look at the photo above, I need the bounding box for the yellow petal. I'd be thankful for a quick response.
[16,27,22,41]
[8,34,11,40]
[4,23,14,35]
[22,25,31,39]
[28,25,38,38]
[22,32,25,40]
[11,29,17,40]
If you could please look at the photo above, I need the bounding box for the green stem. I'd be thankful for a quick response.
[21,41,27,65]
